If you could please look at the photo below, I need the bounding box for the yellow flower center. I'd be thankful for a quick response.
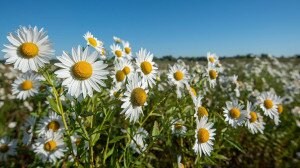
[101,48,106,55]
[124,47,131,54]
[174,122,183,130]
[197,128,209,143]
[230,108,241,119]
[47,120,60,132]
[21,80,33,90]
[20,42,39,58]
[174,71,184,81]
[140,61,152,75]
[122,66,131,75]
[72,61,93,80]
[190,87,196,96]
[75,138,81,146]
[264,99,273,109]
[115,50,122,57]
[209,56,215,63]
[278,104,283,114]
[88,38,97,47]
[209,70,218,79]
[113,91,118,97]
[116,70,126,82]
[249,111,257,123]
[44,140,57,152]
[112,90,123,98]
[0,144,9,153]
[198,106,208,117]
[131,87,147,106]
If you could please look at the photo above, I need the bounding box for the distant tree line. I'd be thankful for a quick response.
[0,54,300,64]
[154,54,300,61]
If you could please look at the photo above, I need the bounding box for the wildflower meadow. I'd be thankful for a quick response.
[0,26,299,167]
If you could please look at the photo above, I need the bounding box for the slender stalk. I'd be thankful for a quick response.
[41,70,79,165]
[103,127,112,165]
[89,139,94,168]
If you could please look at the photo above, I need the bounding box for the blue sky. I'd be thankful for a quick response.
[0,0,299,58]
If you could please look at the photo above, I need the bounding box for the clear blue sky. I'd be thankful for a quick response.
[0,0,300,58]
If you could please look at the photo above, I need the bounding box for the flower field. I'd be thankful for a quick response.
[0,26,300,167]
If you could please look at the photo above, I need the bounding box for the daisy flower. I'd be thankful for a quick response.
[245,101,265,134]
[21,116,37,145]
[83,31,103,52]
[113,36,122,43]
[0,137,17,161]
[121,73,148,123]
[193,117,216,157]
[122,41,132,59]
[110,43,124,60]
[69,133,89,162]
[37,111,65,135]
[167,63,189,89]
[100,47,106,60]
[177,155,184,168]
[33,131,67,163]
[55,46,109,98]
[2,26,54,72]
[135,48,158,88]
[99,47,106,60]
[171,119,187,137]
[206,64,219,88]
[189,86,197,98]
[207,52,219,65]
[70,133,82,156]
[111,66,127,87]
[117,59,135,79]
[257,92,279,120]
[186,84,198,102]
[12,72,41,100]
[130,128,148,154]
[274,95,283,125]
[109,85,122,99]
[223,100,247,128]
[193,95,209,119]
[111,59,134,87]
[216,62,224,73]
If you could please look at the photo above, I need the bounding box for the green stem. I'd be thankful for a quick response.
[89,139,94,168]
[103,127,112,165]
[41,70,79,165]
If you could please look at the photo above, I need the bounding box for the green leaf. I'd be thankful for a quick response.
[182,106,192,113]
[104,144,115,161]
[109,135,127,144]
[213,153,228,160]
[91,133,100,146]
[152,147,163,151]
[205,156,217,165]
[92,125,109,135]
[46,97,59,113]
[224,138,245,153]
[150,113,162,117]
[146,153,158,160]
[152,121,160,138]
[146,163,155,168]
[185,130,195,136]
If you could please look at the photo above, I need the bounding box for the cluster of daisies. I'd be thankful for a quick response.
[0,111,68,163]
[169,56,284,157]
[0,26,285,164]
